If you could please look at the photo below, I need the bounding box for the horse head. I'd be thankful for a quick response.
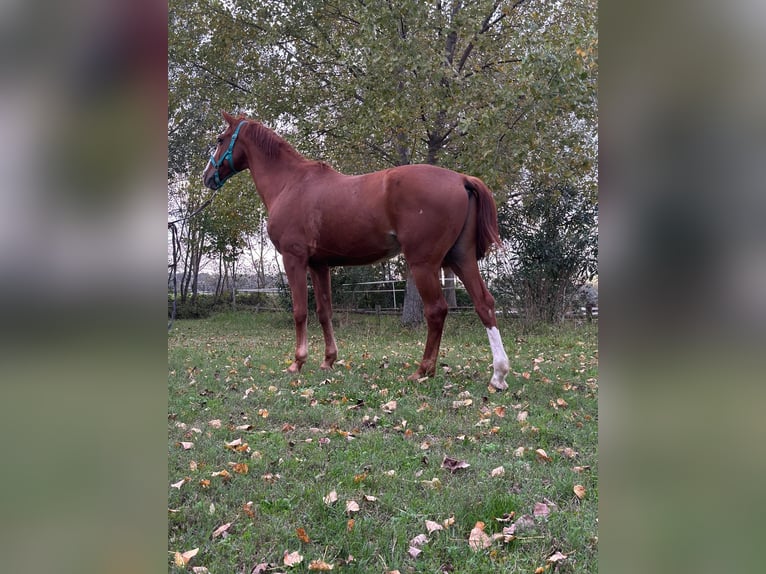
[202,111,249,190]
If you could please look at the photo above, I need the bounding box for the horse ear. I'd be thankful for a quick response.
[222,110,234,124]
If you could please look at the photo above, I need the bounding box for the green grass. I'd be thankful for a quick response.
[168,311,598,573]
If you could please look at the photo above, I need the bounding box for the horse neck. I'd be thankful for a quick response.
[243,142,306,211]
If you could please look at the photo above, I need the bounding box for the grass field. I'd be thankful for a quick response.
[168,311,598,573]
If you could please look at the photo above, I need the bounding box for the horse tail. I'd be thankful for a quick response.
[464,177,502,260]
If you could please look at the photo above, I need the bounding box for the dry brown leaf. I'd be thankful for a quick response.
[283,550,304,567]
[560,447,578,459]
[212,522,232,538]
[443,515,456,528]
[323,490,338,505]
[178,441,194,450]
[212,469,232,480]
[420,477,442,489]
[535,567,545,574]
[381,400,397,413]
[408,546,422,558]
[572,465,591,473]
[296,527,310,543]
[441,456,470,473]
[514,446,525,458]
[425,520,443,534]
[535,448,552,462]
[363,495,378,502]
[493,406,507,417]
[174,548,199,566]
[199,479,211,488]
[490,466,505,477]
[533,502,551,518]
[308,559,334,571]
[452,399,473,409]
[347,518,355,531]
[250,562,270,574]
[556,398,569,408]
[191,567,210,574]
[208,419,222,428]
[345,500,360,514]
[468,521,491,551]
[410,533,428,547]
[170,477,189,489]
[232,463,249,475]
[224,438,242,448]
[547,551,568,563]
[516,411,528,422]
[243,501,255,518]
[573,484,586,499]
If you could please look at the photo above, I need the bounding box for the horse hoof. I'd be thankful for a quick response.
[319,362,334,370]
[286,362,303,374]
[490,377,509,391]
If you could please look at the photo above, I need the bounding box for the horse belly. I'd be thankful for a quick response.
[312,228,401,266]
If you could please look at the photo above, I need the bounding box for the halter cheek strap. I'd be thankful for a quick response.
[210,120,248,189]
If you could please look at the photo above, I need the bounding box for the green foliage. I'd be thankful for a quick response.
[495,180,597,323]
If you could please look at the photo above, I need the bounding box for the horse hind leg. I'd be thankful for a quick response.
[407,265,449,380]
[309,265,338,369]
[449,257,510,391]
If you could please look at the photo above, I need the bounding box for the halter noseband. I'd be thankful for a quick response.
[209,120,248,189]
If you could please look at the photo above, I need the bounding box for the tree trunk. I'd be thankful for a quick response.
[401,268,423,327]
[443,268,457,309]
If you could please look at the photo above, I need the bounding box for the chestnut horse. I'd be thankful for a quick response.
[203,111,510,390]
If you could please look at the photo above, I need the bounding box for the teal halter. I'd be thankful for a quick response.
[209,120,247,189]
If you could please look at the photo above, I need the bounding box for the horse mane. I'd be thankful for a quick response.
[245,118,306,162]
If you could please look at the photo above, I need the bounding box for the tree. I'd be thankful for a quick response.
[168,0,598,321]
[496,180,597,323]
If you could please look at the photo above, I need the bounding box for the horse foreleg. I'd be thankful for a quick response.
[283,255,309,373]
[449,261,509,390]
[309,265,338,370]
[407,266,449,380]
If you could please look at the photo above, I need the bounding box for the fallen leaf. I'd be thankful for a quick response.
[178,441,194,450]
[381,400,397,413]
[408,546,422,558]
[212,469,232,480]
[547,551,568,563]
[296,527,310,543]
[572,465,591,473]
[173,548,199,566]
[199,479,210,488]
[236,424,253,431]
[452,399,473,409]
[345,500,360,513]
[208,419,222,428]
[535,448,552,462]
[514,514,536,533]
[468,521,491,551]
[560,447,578,459]
[192,567,210,574]
[250,562,270,573]
[323,490,338,505]
[573,484,586,499]
[363,495,378,502]
[308,559,334,571]
[443,515,455,528]
[425,520,443,534]
[421,477,442,489]
[224,438,242,448]
[170,477,189,489]
[556,398,569,408]
[441,456,470,473]
[347,518,355,531]
[516,411,528,422]
[535,567,545,574]
[212,522,232,538]
[189,460,198,471]
[533,502,551,518]
[243,501,255,518]
[513,446,525,458]
[232,463,249,475]
[410,533,428,547]
[493,406,506,417]
[283,550,303,567]
[490,466,505,477]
